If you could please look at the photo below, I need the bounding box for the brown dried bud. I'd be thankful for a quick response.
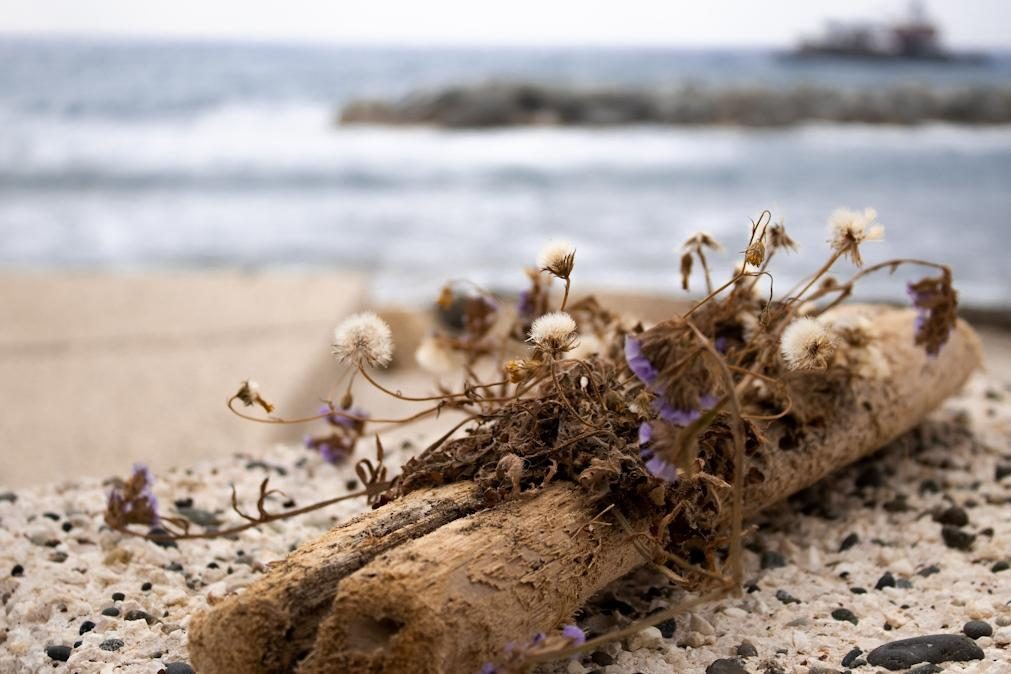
[679,252,694,291]
[236,380,274,413]
[768,223,797,252]
[744,240,765,268]
[504,358,540,383]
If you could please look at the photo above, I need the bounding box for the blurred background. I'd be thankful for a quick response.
[2,1,1010,486]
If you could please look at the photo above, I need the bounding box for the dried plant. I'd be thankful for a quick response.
[103,207,961,671]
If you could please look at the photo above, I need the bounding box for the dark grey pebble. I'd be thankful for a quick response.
[99,638,125,652]
[656,618,677,638]
[124,609,154,623]
[590,651,615,666]
[867,634,984,670]
[101,606,120,617]
[345,478,358,490]
[918,564,941,577]
[896,579,913,589]
[919,479,941,494]
[875,571,896,590]
[78,620,95,635]
[849,587,867,594]
[147,527,178,548]
[11,564,23,577]
[808,668,841,674]
[933,505,969,527]
[963,620,993,639]
[775,589,801,605]
[141,581,153,591]
[841,647,862,667]
[980,527,994,537]
[907,665,943,674]
[996,464,1011,481]
[43,512,60,521]
[173,497,193,508]
[176,506,222,527]
[61,521,73,532]
[991,560,1009,573]
[165,561,184,573]
[855,465,884,488]
[883,494,910,512]
[839,533,859,552]
[706,658,748,674]
[736,641,758,658]
[0,491,17,503]
[761,551,787,569]
[112,592,125,601]
[164,663,196,674]
[46,645,72,662]
[941,525,976,550]
[831,608,859,625]
[73,640,82,648]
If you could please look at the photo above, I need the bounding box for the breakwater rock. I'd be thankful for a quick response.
[339,82,1011,128]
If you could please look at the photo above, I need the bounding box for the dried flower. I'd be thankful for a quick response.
[828,207,884,267]
[567,334,603,361]
[638,423,678,482]
[105,463,160,529]
[683,232,723,252]
[825,313,890,379]
[235,380,274,413]
[415,336,458,375]
[624,335,658,386]
[768,223,797,252]
[537,240,576,279]
[679,251,694,291]
[305,405,368,464]
[504,358,541,383]
[561,625,586,646]
[780,317,838,370]
[332,312,394,368]
[528,312,577,355]
[744,240,765,268]
[908,270,958,356]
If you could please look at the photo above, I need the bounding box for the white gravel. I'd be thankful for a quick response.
[1,374,1009,674]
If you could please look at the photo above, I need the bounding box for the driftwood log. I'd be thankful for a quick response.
[189,309,982,674]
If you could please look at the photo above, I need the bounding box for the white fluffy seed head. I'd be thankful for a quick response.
[780,317,838,371]
[415,335,457,375]
[529,311,577,353]
[537,239,576,278]
[828,207,884,265]
[332,311,394,368]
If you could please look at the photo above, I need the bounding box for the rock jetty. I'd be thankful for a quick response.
[339,81,1011,128]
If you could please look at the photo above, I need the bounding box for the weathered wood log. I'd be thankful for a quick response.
[187,481,484,673]
[189,309,982,674]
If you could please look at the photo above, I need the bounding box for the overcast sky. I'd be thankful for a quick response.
[3,0,1010,48]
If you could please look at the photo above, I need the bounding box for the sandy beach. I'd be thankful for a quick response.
[0,273,1009,673]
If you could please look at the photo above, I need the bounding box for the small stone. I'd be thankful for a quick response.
[933,505,969,527]
[46,644,72,662]
[761,551,786,569]
[656,618,677,638]
[112,592,125,601]
[61,521,73,532]
[841,647,862,667]
[590,651,614,666]
[722,607,748,619]
[101,606,120,617]
[867,634,984,670]
[164,664,196,674]
[991,560,1009,573]
[996,464,1011,481]
[963,620,992,639]
[941,525,975,550]
[124,609,154,623]
[849,587,867,594]
[808,668,841,674]
[176,507,222,527]
[875,571,896,590]
[855,465,884,488]
[141,581,153,591]
[689,614,715,635]
[626,626,664,651]
[907,666,942,674]
[173,497,194,508]
[775,589,801,605]
[99,638,125,652]
[736,641,758,658]
[831,608,859,625]
[148,527,178,548]
[79,620,96,635]
[918,564,941,577]
[706,658,748,674]
[0,491,17,502]
[838,533,859,552]
[10,564,23,577]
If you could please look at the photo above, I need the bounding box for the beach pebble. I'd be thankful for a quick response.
[690,613,715,635]
[655,618,676,638]
[963,620,993,639]
[866,634,984,670]
[933,505,969,527]
[941,525,975,550]
[875,571,896,589]
[164,663,196,674]
[735,641,758,658]
[100,638,125,651]
[830,608,858,625]
[993,627,1011,646]
[626,626,664,651]
[705,658,748,674]
[840,647,862,667]
[45,644,72,662]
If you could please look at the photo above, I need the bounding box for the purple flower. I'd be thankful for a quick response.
[624,335,658,386]
[479,663,497,674]
[638,422,653,446]
[530,632,545,646]
[714,336,728,354]
[517,289,535,319]
[561,624,586,646]
[653,399,701,426]
[699,393,719,409]
[320,405,367,428]
[644,455,679,482]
